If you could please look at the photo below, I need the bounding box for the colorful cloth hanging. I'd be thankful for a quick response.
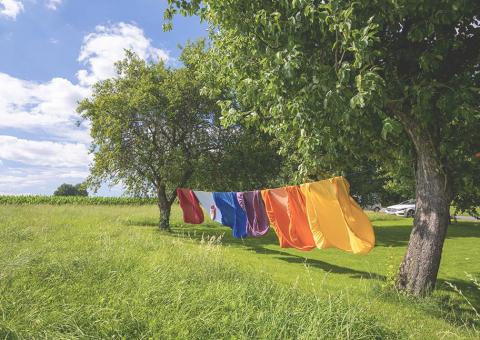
[236,190,269,237]
[213,192,248,238]
[177,176,375,254]
[261,186,316,251]
[177,188,204,224]
[193,190,222,223]
[300,177,375,254]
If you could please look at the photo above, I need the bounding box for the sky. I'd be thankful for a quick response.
[0,0,208,196]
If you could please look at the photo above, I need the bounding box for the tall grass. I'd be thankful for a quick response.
[1,205,479,338]
[0,224,395,339]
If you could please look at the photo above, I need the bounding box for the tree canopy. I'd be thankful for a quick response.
[166,0,480,295]
[78,42,283,229]
[53,183,88,197]
[78,46,222,228]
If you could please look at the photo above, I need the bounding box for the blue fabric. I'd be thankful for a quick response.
[213,192,247,238]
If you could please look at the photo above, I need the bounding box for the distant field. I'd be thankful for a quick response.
[0,204,479,338]
[0,195,156,205]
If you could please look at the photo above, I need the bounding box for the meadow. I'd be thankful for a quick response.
[0,204,479,339]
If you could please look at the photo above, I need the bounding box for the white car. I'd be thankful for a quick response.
[384,199,416,217]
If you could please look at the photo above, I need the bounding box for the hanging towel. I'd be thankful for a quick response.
[237,191,269,237]
[213,192,247,238]
[300,177,375,254]
[177,188,204,224]
[193,190,223,223]
[261,186,316,251]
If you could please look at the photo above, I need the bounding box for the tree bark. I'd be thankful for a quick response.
[157,184,172,230]
[395,117,451,296]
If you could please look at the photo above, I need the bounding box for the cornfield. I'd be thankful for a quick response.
[0,195,156,205]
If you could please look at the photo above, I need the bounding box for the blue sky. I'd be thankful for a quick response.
[0,0,207,195]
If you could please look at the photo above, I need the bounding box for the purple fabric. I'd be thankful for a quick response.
[236,190,269,237]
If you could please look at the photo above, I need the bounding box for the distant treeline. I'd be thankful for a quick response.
[0,195,157,205]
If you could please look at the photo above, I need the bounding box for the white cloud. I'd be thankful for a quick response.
[0,166,89,194]
[77,22,169,86]
[45,0,62,10]
[0,72,91,143]
[0,168,127,195]
[0,135,92,167]
[0,22,169,195]
[0,23,167,140]
[0,0,24,19]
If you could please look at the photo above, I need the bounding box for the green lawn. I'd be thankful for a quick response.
[0,205,479,339]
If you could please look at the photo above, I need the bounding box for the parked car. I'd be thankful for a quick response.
[385,199,416,217]
[364,203,382,212]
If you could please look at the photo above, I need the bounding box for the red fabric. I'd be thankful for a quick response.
[177,188,204,224]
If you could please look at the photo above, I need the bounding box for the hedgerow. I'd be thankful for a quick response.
[0,195,156,205]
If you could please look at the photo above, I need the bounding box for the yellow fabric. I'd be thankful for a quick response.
[300,176,375,254]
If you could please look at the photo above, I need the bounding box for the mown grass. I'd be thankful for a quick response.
[0,204,479,339]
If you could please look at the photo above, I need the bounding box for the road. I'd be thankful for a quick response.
[453,215,479,221]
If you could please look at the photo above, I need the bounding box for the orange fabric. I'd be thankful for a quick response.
[300,177,375,254]
[261,186,316,251]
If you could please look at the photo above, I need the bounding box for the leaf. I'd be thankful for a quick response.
[381,117,401,140]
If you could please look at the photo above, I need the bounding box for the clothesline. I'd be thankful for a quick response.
[177,176,375,254]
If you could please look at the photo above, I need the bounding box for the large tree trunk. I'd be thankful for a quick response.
[157,184,172,230]
[396,124,451,296]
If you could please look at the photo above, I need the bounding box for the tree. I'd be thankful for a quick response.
[166,0,480,295]
[78,47,222,230]
[78,42,284,230]
[343,159,412,208]
[174,41,286,193]
[53,183,88,197]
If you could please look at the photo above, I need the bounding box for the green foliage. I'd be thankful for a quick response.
[190,127,285,192]
[0,195,155,205]
[53,183,88,197]
[179,40,286,192]
[381,247,402,291]
[77,42,285,228]
[77,44,223,221]
[166,0,480,211]
[343,157,412,206]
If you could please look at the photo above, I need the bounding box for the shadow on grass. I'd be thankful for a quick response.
[165,221,385,281]
[125,218,479,248]
[378,277,480,330]
[437,276,480,311]
[123,218,479,281]
[372,220,480,247]
[267,249,385,280]
[122,219,158,228]
[125,216,480,330]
